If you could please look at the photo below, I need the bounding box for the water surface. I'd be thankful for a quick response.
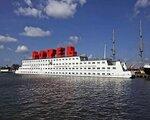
[0,73,150,120]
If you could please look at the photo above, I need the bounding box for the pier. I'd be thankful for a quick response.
[130,69,150,79]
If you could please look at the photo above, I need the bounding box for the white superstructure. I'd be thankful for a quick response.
[15,56,133,78]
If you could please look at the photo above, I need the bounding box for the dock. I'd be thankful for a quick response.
[130,69,150,79]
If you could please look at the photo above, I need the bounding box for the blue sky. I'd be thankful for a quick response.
[0,0,150,65]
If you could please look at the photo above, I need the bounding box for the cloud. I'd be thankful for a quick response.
[69,35,80,45]
[0,45,4,50]
[45,0,77,19]
[134,0,150,15]
[24,0,32,7]
[14,0,87,19]
[0,35,17,43]
[15,45,29,53]
[79,0,87,6]
[21,26,51,37]
[15,7,42,17]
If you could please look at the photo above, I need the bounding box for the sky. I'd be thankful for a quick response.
[0,0,150,65]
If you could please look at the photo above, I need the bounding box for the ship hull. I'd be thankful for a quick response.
[15,71,133,78]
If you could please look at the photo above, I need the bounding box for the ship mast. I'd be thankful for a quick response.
[103,44,107,59]
[139,20,144,62]
[111,29,116,60]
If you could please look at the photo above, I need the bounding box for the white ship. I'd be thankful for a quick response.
[15,46,133,78]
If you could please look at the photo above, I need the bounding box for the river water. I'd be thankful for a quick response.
[0,73,150,120]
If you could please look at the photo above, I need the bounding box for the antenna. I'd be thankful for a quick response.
[139,20,144,61]
[111,29,116,60]
[103,44,107,59]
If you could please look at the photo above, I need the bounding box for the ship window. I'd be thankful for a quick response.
[93,73,95,75]
[88,62,91,64]
[97,73,100,75]
[88,68,91,69]
[97,67,100,69]
[72,68,75,69]
[72,63,75,65]
[72,72,74,74]
[76,68,78,69]
[76,58,78,60]
[93,67,95,69]
[102,61,105,64]
[97,62,100,64]
[84,73,86,75]
[84,68,86,69]
[80,63,82,64]
[76,63,78,65]
[92,62,95,64]
[88,73,91,75]
[102,73,105,75]
[73,58,75,60]
[107,73,111,75]
[113,67,116,69]
[107,67,110,69]
[102,67,105,69]
[80,68,83,69]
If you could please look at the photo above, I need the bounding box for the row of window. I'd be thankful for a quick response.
[20,67,116,70]
[23,61,107,66]
[20,71,112,76]
[23,57,79,63]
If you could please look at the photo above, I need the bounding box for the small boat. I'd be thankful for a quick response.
[0,67,12,73]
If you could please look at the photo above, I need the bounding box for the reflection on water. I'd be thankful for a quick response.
[0,74,150,119]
